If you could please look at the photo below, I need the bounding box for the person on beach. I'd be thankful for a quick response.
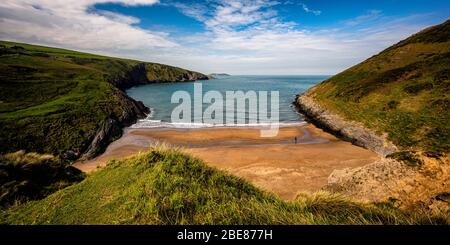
[294,137,297,144]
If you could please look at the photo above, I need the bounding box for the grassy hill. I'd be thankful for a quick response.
[304,20,449,155]
[1,145,446,225]
[0,41,207,158]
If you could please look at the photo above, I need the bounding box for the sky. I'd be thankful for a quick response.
[0,0,449,75]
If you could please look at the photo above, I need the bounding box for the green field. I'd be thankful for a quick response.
[307,20,450,155]
[0,41,207,157]
[1,145,446,225]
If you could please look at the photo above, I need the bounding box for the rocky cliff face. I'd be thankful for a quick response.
[80,89,149,160]
[110,62,209,91]
[325,155,450,214]
[178,71,209,82]
[145,63,209,83]
[109,63,150,91]
[293,94,397,156]
[108,63,209,110]
[79,62,209,160]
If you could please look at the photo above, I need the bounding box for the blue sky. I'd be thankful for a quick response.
[93,0,449,33]
[0,0,449,74]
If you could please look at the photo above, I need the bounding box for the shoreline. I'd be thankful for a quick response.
[131,116,308,129]
[74,124,379,200]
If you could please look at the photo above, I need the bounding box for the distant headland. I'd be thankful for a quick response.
[208,73,231,79]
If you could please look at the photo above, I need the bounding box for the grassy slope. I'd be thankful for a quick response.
[0,151,84,207]
[0,41,205,156]
[307,20,450,154]
[1,146,446,225]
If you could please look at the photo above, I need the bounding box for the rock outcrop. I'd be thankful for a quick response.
[325,156,450,214]
[326,158,416,202]
[109,63,150,91]
[80,89,149,160]
[178,71,209,82]
[293,94,397,156]
[108,63,209,91]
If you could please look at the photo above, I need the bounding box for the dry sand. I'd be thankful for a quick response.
[74,124,379,200]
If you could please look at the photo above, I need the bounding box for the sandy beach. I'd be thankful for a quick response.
[74,124,379,200]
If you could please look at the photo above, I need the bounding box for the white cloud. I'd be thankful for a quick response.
[163,1,429,75]
[345,9,382,26]
[300,3,321,16]
[0,0,176,53]
[0,0,439,75]
[283,1,321,16]
[96,10,141,25]
[170,2,209,22]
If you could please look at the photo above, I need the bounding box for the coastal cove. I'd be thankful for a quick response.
[1,18,449,226]
[74,75,379,200]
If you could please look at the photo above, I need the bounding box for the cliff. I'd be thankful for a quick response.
[79,88,149,160]
[294,94,397,156]
[294,20,449,156]
[110,62,209,91]
[293,20,450,214]
[0,41,208,160]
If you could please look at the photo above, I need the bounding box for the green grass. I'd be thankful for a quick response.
[0,41,207,156]
[1,145,446,225]
[308,20,450,155]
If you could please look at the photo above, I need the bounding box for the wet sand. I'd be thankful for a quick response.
[74,124,379,200]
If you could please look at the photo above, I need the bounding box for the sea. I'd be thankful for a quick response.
[126,75,328,129]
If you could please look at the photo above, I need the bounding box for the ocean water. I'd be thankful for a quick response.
[126,75,328,129]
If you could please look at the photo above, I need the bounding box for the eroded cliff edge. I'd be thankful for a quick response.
[79,89,149,160]
[293,94,397,156]
[79,63,209,160]
[293,93,449,215]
